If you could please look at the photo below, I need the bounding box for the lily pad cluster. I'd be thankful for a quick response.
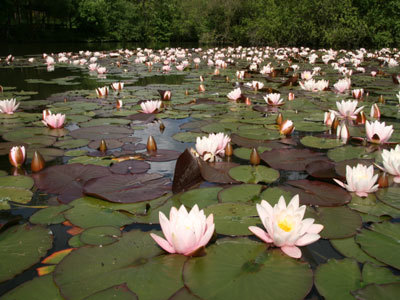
[1,45,400,299]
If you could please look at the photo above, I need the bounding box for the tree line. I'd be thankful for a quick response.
[1,0,399,49]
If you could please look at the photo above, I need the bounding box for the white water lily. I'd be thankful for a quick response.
[0,98,20,114]
[195,132,231,162]
[264,93,284,106]
[334,164,379,197]
[150,205,215,256]
[227,88,242,101]
[249,195,323,258]
[332,100,364,120]
[380,145,400,183]
[365,120,394,144]
[140,100,162,114]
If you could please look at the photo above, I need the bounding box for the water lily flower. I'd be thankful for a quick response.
[332,100,364,120]
[279,120,294,136]
[96,86,109,98]
[324,111,336,126]
[116,99,123,109]
[42,112,65,129]
[227,88,242,101]
[111,82,124,91]
[371,71,377,77]
[264,93,284,106]
[397,91,400,104]
[370,103,381,119]
[195,132,231,162]
[249,81,264,90]
[96,67,107,74]
[140,100,162,114]
[380,145,400,183]
[150,205,215,256]
[299,79,329,92]
[176,65,184,71]
[236,70,245,79]
[336,123,350,143]
[333,78,351,93]
[9,146,26,168]
[45,56,55,65]
[161,90,171,101]
[248,195,323,258]
[0,98,20,114]
[352,88,364,99]
[88,63,98,71]
[334,164,379,197]
[301,71,313,81]
[365,120,393,144]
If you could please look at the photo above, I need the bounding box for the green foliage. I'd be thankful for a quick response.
[1,0,400,48]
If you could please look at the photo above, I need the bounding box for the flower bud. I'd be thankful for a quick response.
[9,146,26,168]
[279,120,295,136]
[378,172,389,188]
[99,139,107,152]
[276,113,283,125]
[250,148,260,166]
[31,151,45,173]
[147,136,157,152]
[370,103,381,119]
[356,111,366,125]
[288,92,295,101]
[225,142,233,157]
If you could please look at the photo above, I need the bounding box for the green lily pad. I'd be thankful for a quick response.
[184,238,313,300]
[259,187,295,206]
[80,226,122,246]
[68,156,112,166]
[85,284,138,300]
[305,206,362,239]
[362,263,400,285]
[300,136,343,149]
[53,230,184,300]
[314,258,362,300]
[356,222,400,269]
[0,176,34,189]
[376,187,400,209]
[352,283,400,300]
[233,146,271,160]
[228,165,280,184]
[295,121,326,132]
[218,184,262,203]
[0,187,33,209]
[2,275,63,300]
[348,194,400,218]
[330,237,385,266]
[172,132,204,143]
[30,204,71,225]
[0,224,53,282]
[54,138,89,149]
[179,187,222,209]
[327,145,376,162]
[204,203,259,235]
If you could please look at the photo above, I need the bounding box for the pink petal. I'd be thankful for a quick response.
[281,245,302,258]
[333,178,345,188]
[308,224,324,234]
[295,233,321,246]
[248,226,273,243]
[394,176,400,183]
[150,233,176,254]
[356,191,368,197]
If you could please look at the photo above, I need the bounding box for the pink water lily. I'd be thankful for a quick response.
[264,93,284,106]
[332,100,364,120]
[96,86,109,98]
[334,164,379,197]
[380,145,400,183]
[111,82,124,91]
[195,132,231,162]
[227,88,242,101]
[42,112,66,129]
[0,98,20,114]
[140,100,162,114]
[365,120,393,144]
[249,195,323,258]
[9,146,26,168]
[333,78,351,93]
[150,205,215,256]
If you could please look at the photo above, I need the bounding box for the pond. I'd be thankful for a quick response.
[0,46,400,299]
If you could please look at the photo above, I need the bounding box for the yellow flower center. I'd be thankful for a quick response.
[278,217,294,232]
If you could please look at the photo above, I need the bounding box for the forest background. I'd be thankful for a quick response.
[1,0,400,49]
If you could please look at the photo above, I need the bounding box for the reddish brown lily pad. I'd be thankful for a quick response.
[125,113,156,123]
[83,173,171,203]
[121,143,146,152]
[260,148,328,171]
[70,126,132,141]
[198,159,239,184]
[305,160,337,179]
[172,149,203,194]
[110,160,150,175]
[145,149,181,162]
[231,133,290,149]
[32,163,112,204]
[282,179,351,206]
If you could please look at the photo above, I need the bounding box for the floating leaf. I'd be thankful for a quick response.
[0,224,53,282]
[69,125,132,140]
[53,138,89,149]
[327,145,376,162]
[348,194,400,218]
[172,149,203,193]
[260,148,327,171]
[218,184,262,203]
[172,132,204,143]
[282,180,351,206]
[85,284,138,300]
[80,226,121,246]
[0,175,34,189]
[356,222,400,269]
[110,160,150,175]
[300,136,343,149]
[314,258,362,300]
[352,283,400,300]
[198,159,239,184]
[184,238,313,300]
[376,187,400,210]
[83,173,170,203]
[30,204,71,225]
[362,263,400,285]
[305,160,337,179]
[228,165,279,184]
[53,230,184,300]
[179,187,222,209]
[0,187,33,209]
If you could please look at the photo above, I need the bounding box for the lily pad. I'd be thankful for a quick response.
[172,132,204,143]
[83,173,171,203]
[228,165,280,184]
[260,148,327,171]
[172,149,203,193]
[85,284,138,300]
[218,184,262,203]
[29,204,71,225]
[69,125,132,140]
[110,160,150,175]
[0,176,34,189]
[305,206,362,239]
[282,180,351,206]
[80,226,122,246]
[54,138,89,149]
[198,159,239,184]
[0,187,33,210]
[352,283,400,300]
[0,224,53,282]
[348,194,400,218]
[305,160,337,179]
[376,187,400,209]
[356,222,400,269]
[53,230,184,300]
[327,145,377,162]
[179,187,222,209]
[300,136,343,149]
[183,238,313,300]
[314,258,362,300]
